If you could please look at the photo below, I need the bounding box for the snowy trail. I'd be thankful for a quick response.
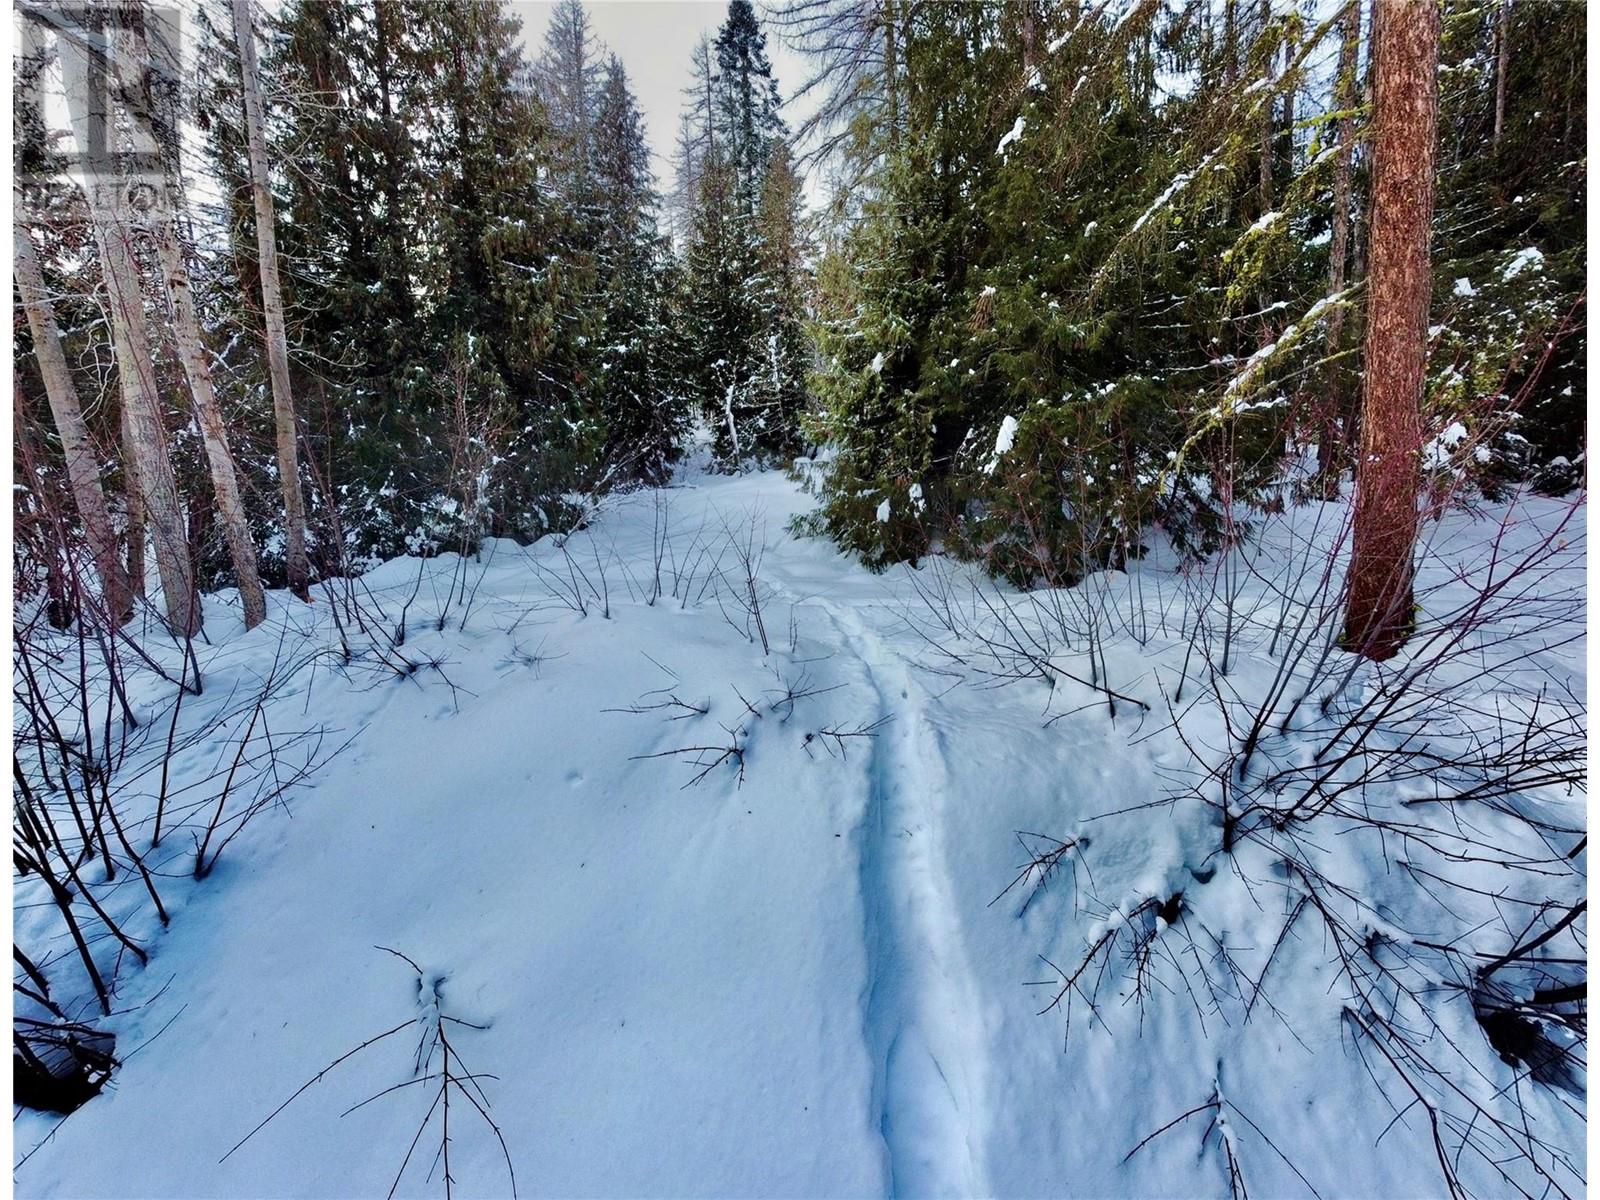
[18,464,1584,1200]
[811,601,991,1199]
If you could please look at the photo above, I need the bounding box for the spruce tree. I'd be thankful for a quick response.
[679,0,810,467]
[593,54,686,484]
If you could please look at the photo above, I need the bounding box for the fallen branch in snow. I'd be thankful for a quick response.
[631,724,749,789]
[803,716,891,761]
[990,831,1089,918]
[603,688,711,721]
[220,948,516,1200]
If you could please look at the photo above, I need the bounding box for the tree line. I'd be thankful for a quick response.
[787,0,1582,656]
[14,0,1586,664]
[14,0,810,637]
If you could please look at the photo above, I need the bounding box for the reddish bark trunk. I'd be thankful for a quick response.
[1341,0,1439,660]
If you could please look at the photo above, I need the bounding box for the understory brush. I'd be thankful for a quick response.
[903,462,1586,1199]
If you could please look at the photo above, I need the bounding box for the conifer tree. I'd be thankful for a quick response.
[593,55,686,483]
[679,0,809,466]
[535,0,603,210]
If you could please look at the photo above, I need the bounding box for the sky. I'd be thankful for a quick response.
[509,1,815,195]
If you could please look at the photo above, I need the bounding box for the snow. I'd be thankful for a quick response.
[983,414,1019,475]
[1501,245,1545,278]
[14,460,1586,1200]
[1246,209,1282,236]
[1454,276,1477,296]
[1129,153,1218,235]
[996,116,1026,157]
[1424,419,1471,468]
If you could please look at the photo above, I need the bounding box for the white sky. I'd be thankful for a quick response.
[509,1,815,195]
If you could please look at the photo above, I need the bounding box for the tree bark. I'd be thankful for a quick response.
[118,11,268,628]
[1317,0,1361,489]
[883,0,899,151]
[60,29,200,636]
[121,405,147,599]
[1492,0,1512,146]
[15,399,78,630]
[1224,0,1238,87]
[1341,0,1438,661]
[1252,0,1277,349]
[14,219,135,626]
[232,0,313,599]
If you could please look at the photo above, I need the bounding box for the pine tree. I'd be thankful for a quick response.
[714,0,784,218]
[535,0,603,210]
[1342,0,1440,660]
[593,55,685,483]
[679,0,810,466]
[802,1,1307,580]
[230,0,603,556]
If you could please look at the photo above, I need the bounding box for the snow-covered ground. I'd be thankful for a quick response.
[15,458,1586,1198]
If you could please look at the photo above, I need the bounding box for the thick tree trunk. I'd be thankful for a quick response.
[1317,0,1361,489]
[14,219,135,625]
[61,32,200,637]
[232,0,313,599]
[117,14,267,628]
[1341,0,1438,661]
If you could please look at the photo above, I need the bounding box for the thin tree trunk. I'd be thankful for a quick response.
[883,0,898,152]
[1492,0,1511,145]
[1224,0,1238,86]
[117,13,267,628]
[1317,0,1361,490]
[16,396,78,630]
[14,219,135,625]
[1256,0,1275,347]
[60,30,200,637]
[121,405,147,599]
[1019,0,1038,70]
[1342,0,1439,660]
[231,0,312,599]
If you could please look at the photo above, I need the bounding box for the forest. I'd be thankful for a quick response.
[11,1,1588,1197]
